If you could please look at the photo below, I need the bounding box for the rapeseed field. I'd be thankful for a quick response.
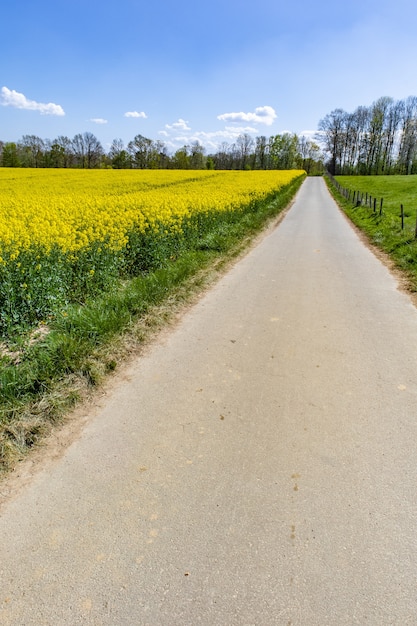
[0,168,304,336]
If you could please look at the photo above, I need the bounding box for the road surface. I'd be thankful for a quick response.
[1,177,417,625]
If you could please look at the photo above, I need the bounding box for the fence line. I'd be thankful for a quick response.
[325,171,417,236]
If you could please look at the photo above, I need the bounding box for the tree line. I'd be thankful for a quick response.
[0,131,323,173]
[318,96,417,175]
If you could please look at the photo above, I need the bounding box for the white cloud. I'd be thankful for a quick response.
[217,105,277,126]
[224,125,258,134]
[172,135,191,144]
[1,86,65,116]
[192,127,259,150]
[90,118,108,124]
[124,111,147,118]
[299,129,320,140]
[165,118,191,131]
[158,112,277,152]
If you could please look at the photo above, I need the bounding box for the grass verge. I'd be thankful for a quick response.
[0,173,305,475]
[325,174,417,292]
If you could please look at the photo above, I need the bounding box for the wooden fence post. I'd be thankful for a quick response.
[401,204,404,230]
[380,198,383,216]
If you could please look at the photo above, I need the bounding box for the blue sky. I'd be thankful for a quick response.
[2,0,417,153]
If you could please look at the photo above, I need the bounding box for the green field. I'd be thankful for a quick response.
[330,175,417,289]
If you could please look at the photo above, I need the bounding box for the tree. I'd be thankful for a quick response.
[72,132,103,168]
[343,107,369,174]
[397,96,417,174]
[19,135,45,167]
[52,136,73,167]
[269,133,299,169]
[109,138,131,168]
[1,142,21,167]
[127,134,154,169]
[255,136,269,169]
[298,136,323,174]
[317,109,346,174]
[46,140,69,168]
[84,132,104,168]
[171,146,190,169]
[362,97,393,174]
[210,142,233,169]
[189,141,205,169]
[236,133,254,169]
[381,99,403,174]
[148,140,169,169]
[72,133,86,168]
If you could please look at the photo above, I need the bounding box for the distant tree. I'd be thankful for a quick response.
[148,140,169,169]
[298,136,323,174]
[189,141,205,169]
[342,107,369,174]
[236,133,254,169]
[317,109,346,175]
[397,96,417,174]
[109,138,131,168]
[1,142,21,167]
[46,139,69,168]
[210,142,233,169]
[127,134,154,169]
[269,133,299,169]
[19,135,45,167]
[72,133,86,168]
[84,132,104,168]
[53,136,73,167]
[381,99,403,174]
[254,136,269,169]
[72,132,103,168]
[171,146,190,169]
[317,95,417,175]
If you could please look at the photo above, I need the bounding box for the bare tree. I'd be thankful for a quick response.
[255,136,269,169]
[19,135,45,167]
[84,132,103,168]
[151,140,169,169]
[397,96,417,174]
[298,136,322,174]
[127,134,154,169]
[53,136,73,167]
[109,138,130,168]
[71,132,103,168]
[317,109,346,175]
[236,133,255,169]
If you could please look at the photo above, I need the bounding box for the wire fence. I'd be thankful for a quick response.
[325,171,417,239]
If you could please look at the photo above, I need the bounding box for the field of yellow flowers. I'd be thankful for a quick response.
[0,168,304,336]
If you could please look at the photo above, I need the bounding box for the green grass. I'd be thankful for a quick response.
[326,175,417,290]
[0,173,305,474]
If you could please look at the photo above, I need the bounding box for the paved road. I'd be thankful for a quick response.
[1,177,417,625]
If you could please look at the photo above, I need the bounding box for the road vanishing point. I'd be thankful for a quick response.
[1,177,417,625]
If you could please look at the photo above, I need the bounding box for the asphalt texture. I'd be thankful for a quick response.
[1,177,417,625]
